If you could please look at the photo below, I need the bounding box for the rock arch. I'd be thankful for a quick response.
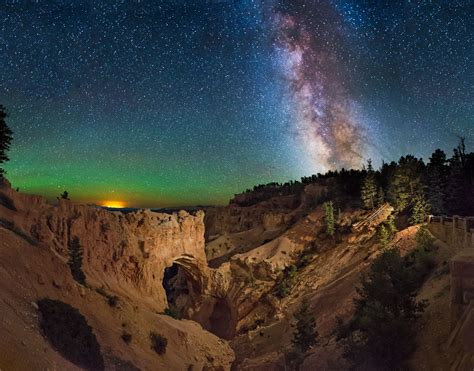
[162,255,206,317]
[161,255,238,340]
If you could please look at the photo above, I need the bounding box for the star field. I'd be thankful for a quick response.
[0,0,472,207]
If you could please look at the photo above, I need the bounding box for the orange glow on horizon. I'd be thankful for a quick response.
[101,200,127,209]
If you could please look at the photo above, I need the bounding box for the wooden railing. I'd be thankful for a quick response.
[352,203,393,231]
[427,215,474,249]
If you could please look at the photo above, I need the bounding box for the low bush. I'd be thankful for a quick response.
[277,265,298,298]
[121,331,132,344]
[163,306,181,319]
[150,332,167,355]
[108,295,119,307]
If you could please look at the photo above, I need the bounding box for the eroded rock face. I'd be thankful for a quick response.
[0,178,209,311]
[0,178,235,370]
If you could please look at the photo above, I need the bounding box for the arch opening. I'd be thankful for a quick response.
[204,297,237,340]
[162,263,191,317]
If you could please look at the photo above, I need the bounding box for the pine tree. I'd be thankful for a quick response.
[361,160,378,209]
[426,149,447,214]
[388,155,424,212]
[286,299,318,369]
[324,201,335,237]
[292,299,318,352]
[446,140,469,215]
[0,105,13,177]
[386,214,398,237]
[409,193,430,225]
[376,187,385,207]
[378,225,390,248]
[59,191,70,200]
[68,236,86,285]
[341,249,426,369]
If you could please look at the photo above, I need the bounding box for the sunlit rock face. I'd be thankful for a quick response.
[0,177,207,311]
[0,178,236,370]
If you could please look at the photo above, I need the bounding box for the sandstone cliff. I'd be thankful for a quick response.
[0,178,234,370]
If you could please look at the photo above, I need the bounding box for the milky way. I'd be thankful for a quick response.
[273,1,366,171]
[0,0,473,206]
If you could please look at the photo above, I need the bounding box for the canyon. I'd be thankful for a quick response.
[0,177,473,370]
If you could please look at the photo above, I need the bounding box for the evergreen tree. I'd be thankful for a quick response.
[376,187,385,207]
[426,149,447,214]
[378,224,390,248]
[410,193,430,225]
[0,105,13,177]
[339,249,426,369]
[324,201,335,237]
[292,299,318,352]
[59,191,70,200]
[286,299,318,370]
[68,236,86,285]
[361,159,378,209]
[446,139,469,215]
[388,155,425,212]
[386,214,398,237]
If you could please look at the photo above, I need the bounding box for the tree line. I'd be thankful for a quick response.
[239,139,473,218]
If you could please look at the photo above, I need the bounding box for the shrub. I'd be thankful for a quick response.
[405,227,436,282]
[163,306,181,319]
[277,265,298,298]
[108,295,119,307]
[121,331,132,344]
[415,226,435,251]
[150,332,167,355]
[37,298,104,370]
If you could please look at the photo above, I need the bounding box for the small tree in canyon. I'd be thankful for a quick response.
[286,299,318,370]
[361,159,378,209]
[68,236,86,285]
[323,201,335,237]
[0,105,13,178]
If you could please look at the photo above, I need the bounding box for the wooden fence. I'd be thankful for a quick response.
[427,215,474,249]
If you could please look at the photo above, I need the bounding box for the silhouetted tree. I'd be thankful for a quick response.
[446,139,470,215]
[0,105,13,177]
[426,149,447,214]
[361,160,378,209]
[59,191,70,200]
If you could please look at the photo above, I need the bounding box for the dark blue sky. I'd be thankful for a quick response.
[0,0,472,206]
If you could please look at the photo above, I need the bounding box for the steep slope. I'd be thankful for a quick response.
[0,178,234,370]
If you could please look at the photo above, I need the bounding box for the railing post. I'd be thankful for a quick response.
[453,216,457,246]
[463,218,468,248]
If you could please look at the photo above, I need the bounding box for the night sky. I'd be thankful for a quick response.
[1,1,473,207]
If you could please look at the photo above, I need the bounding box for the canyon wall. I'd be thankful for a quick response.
[0,178,209,311]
